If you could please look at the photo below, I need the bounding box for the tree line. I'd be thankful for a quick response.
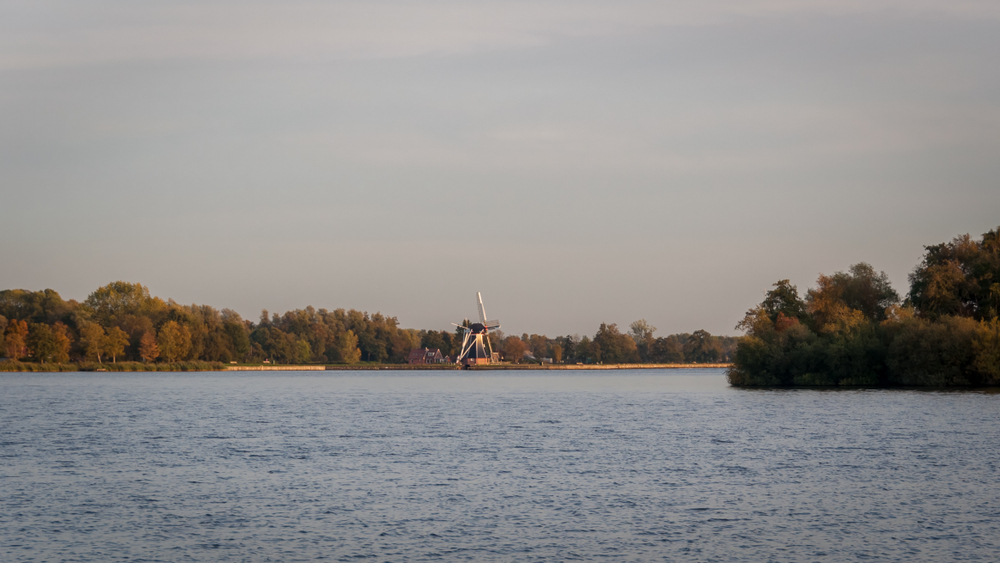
[0,282,425,366]
[435,323,738,365]
[0,281,736,368]
[728,226,1000,387]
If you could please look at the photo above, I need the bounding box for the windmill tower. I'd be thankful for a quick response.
[454,292,501,366]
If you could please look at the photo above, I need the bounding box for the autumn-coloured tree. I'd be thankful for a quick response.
[80,323,106,363]
[103,326,130,363]
[526,334,549,359]
[139,331,160,362]
[52,322,72,363]
[502,336,526,363]
[158,321,192,362]
[4,319,28,360]
[807,263,899,333]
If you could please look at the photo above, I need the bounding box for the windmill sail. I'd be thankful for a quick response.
[477,292,501,329]
[457,293,500,366]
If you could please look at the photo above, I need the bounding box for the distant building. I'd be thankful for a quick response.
[407,348,446,364]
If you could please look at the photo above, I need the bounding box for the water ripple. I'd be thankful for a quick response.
[1,370,999,561]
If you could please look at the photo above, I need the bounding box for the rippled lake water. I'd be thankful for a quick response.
[1,369,998,562]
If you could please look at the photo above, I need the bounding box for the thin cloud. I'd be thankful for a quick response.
[3,0,999,69]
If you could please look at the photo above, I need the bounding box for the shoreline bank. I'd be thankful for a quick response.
[0,362,730,373]
[257,363,731,371]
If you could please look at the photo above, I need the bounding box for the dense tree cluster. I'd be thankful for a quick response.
[485,322,737,365]
[0,282,422,366]
[728,226,1000,387]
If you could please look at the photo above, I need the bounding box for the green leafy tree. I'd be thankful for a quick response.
[84,281,159,325]
[295,338,312,363]
[310,323,331,360]
[0,289,74,325]
[972,318,1000,385]
[683,329,722,363]
[577,335,599,363]
[27,323,58,363]
[421,330,446,351]
[886,316,981,386]
[593,323,638,363]
[762,280,808,323]
[648,336,684,363]
[223,320,250,360]
[554,335,578,362]
[356,322,387,363]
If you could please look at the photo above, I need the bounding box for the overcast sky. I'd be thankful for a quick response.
[2,0,998,337]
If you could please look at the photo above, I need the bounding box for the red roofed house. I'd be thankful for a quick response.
[407,348,446,364]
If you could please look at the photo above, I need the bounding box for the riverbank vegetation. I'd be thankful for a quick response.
[728,226,1000,387]
[0,282,735,371]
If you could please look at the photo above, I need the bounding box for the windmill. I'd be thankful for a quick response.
[453,292,501,366]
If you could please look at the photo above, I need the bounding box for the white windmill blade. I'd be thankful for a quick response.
[477,292,488,325]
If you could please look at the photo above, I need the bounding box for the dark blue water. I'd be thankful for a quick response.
[1,369,998,562]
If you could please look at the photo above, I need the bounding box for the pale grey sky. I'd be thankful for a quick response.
[2,0,998,337]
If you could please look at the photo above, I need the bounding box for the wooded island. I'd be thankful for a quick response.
[728,226,1000,387]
